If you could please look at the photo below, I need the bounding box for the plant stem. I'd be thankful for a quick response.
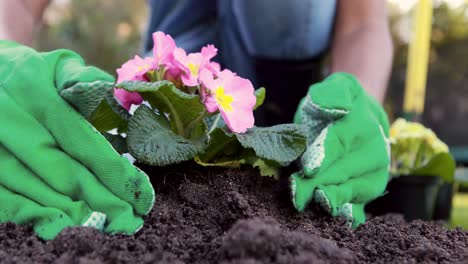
[207,114,221,134]
[202,136,236,162]
[185,109,208,138]
[157,91,185,136]
[155,67,166,81]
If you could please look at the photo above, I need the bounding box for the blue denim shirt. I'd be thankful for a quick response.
[144,0,336,84]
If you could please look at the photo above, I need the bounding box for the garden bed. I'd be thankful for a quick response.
[1,164,467,263]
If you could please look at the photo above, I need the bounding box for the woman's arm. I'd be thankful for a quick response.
[330,0,393,102]
[0,0,51,45]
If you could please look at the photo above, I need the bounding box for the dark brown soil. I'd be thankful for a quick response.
[1,164,467,263]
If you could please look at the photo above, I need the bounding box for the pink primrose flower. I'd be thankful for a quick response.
[174,44,218,87]
[200,69,256,133]
[116,55,155,84]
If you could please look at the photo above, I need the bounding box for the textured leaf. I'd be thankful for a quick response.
[90,97,130,132]
[60,81,115,119]
[102,133,128,154]
[235,124,308,165]
[254,87,266,110]
[116,81,206,139]
[61,80,130,132]
[196,127,245,169]
[411,152,456,183]
[198,128,239,162]
[127,105,198,166]
[116,80,171,93]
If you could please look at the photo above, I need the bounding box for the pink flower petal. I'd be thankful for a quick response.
[116,55,156,84]
[205,61,221,76]
[222,107,255,133]
[174,50,206,86]
[115,55,154,110]
[221,76,256,133]
[173,48,188,70]
[217,69,236,80]
[152,31,176,67]
[199,69,219,113]
[174,44,220,87]
[199,68,215,88]
[114,89,143,111]
[204,96,219,113]
[201,44,218,61]
[164,63,182,83]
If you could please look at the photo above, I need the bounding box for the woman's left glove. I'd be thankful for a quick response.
[0,41,155,240]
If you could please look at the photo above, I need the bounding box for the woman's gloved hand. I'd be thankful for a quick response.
[0,41,155,240]
[290,73,390,227]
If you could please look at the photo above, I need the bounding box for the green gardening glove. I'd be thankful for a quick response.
[0,41,155,240]
[290,73,390,228]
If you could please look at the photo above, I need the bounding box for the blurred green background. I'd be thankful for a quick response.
[34,0,468,228]
[35,0,147,74]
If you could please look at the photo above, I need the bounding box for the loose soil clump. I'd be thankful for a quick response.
[1,163,467,263]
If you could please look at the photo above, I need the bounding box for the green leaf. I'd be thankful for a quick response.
[195,154,279,177]
[90,96,130,132]
[235,124,308,165]
[249,158,279,177]
[116,81,207,139]
[116,80,170,93]
[196,124,302,174]
[198,128,239,162]
[205,114,226,134]
[254,87,266,110]
[61,80,130,132]
[127,105,198,166]
[102,133,128,154]
[194,156,244,168]
[411,152,456,183]
[60,81,115,119]
[61,80,130,133]
[242,149,280,177]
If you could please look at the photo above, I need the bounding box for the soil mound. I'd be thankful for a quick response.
[0,164,467,263]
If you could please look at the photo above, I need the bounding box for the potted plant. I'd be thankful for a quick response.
[366,118,456,221]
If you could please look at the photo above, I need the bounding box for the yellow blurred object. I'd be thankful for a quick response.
[389,118,454,180]
[451,192,468,230]
[403,0,433,117]
[390,118,449,153]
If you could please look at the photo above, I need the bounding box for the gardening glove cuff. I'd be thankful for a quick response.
[290,73,390,227]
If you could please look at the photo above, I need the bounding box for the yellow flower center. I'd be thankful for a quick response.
[215,86,234,112]
[188,63,200,76]
[137,64,150,72]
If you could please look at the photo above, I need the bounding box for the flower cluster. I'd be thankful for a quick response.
[115,32,256,133]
